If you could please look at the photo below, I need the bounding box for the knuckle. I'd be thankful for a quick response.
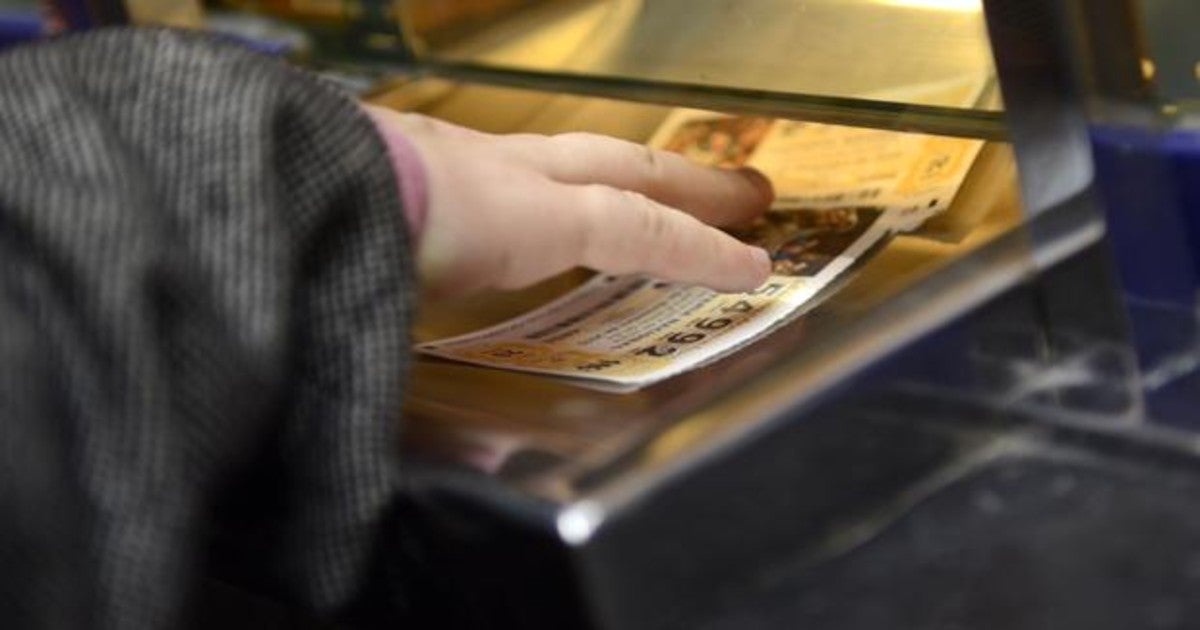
[552,131,602,155]
[632,194,670,241]
[579,183,619,213]
[554,131,601,145]
[398,113,439,135]
[508,132,546,146]
[626,194,686,272]
[626,144,666,190]
[636,144,661,172]
[546,132,599,171]
[575,185,616,259]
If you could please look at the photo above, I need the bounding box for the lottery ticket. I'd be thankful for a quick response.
[416,105,984,389]
[651,107,985,231]
[417,205,891,388]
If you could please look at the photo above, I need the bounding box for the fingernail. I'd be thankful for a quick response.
[737,167,775,203]
[746,246,772,286]
[715,246,772,293]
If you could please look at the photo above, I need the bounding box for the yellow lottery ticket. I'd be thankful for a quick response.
[650,108,985,232]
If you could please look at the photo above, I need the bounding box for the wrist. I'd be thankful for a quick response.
[364,105,429,244]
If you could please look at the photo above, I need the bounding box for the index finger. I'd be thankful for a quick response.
[562,183,772,293]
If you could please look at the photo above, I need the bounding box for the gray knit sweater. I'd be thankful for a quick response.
[0,28,415,627]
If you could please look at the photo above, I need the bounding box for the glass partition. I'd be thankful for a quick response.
[395,0,1004,136]
[217,0,1004,135]
[402,0,993,105]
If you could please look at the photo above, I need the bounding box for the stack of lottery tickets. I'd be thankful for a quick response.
[416,108,985,391]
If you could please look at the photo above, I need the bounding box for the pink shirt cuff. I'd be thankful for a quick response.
[367,112,428,244]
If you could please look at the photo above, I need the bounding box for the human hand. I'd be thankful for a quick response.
[365,106,774,299]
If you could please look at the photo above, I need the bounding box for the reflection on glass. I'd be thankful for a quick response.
[400,0,999,112]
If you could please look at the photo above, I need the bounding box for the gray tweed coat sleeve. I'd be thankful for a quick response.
[0,27,416,628]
